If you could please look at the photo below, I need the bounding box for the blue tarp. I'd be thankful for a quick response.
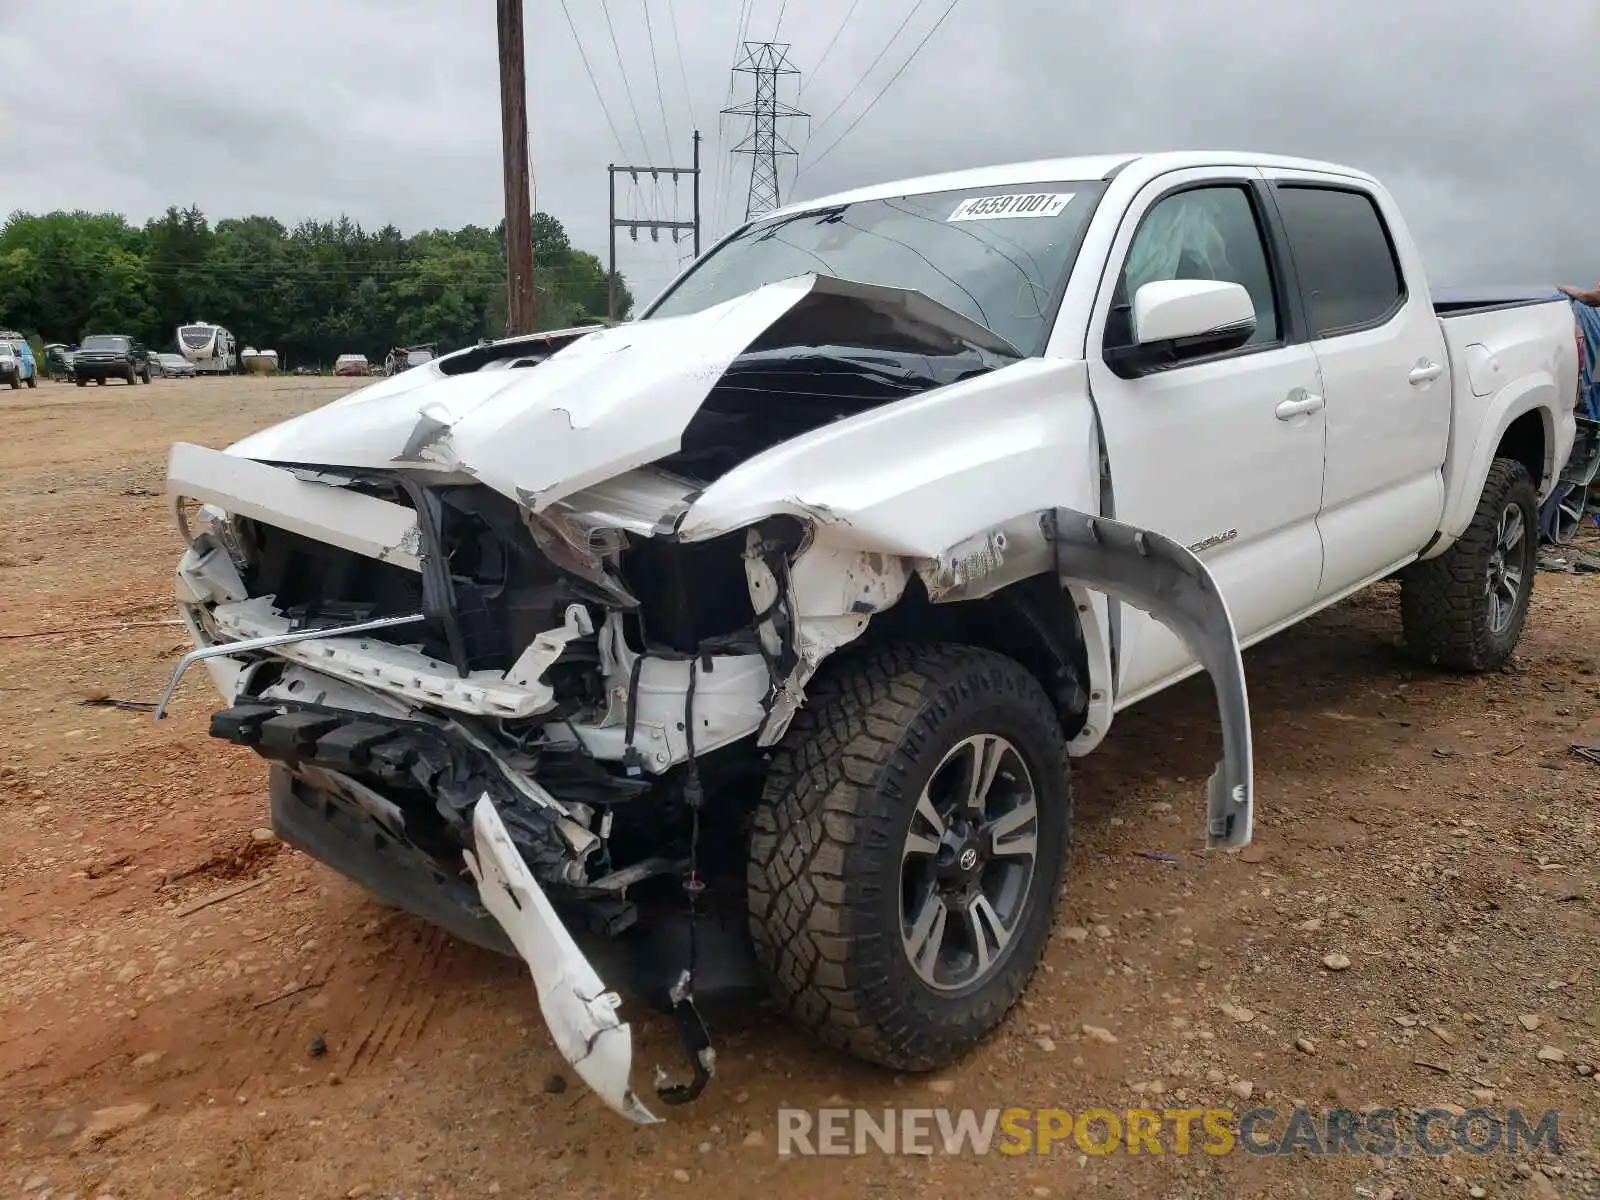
[1538,300,1600,541]
[1572,300,1600,420]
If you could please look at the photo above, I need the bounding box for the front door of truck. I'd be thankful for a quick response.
[1083,168,1328,704]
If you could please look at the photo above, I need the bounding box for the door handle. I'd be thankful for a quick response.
[1409,359,1444,385]
[1275,392,1325,420]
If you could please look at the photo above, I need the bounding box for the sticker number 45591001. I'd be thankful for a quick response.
[947,192,1074,222]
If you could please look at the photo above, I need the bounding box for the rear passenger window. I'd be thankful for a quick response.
[1274,185,1404,337]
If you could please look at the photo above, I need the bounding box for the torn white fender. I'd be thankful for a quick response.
[462,796,661,1124]
[1047,507,1253,848]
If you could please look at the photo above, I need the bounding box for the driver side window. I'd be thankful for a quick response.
[1105,185,1280,351]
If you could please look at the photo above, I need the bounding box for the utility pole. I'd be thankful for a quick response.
[723,42,806,221]
[497,0,535,336]
[607,130,703,323]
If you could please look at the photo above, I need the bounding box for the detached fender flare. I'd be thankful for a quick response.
[1046,508,1253,848]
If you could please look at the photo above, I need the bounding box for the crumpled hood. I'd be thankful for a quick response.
[224,274,1016,512]
[227,277,809,510]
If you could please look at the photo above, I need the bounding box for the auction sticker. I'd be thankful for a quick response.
[947,192,1074,222]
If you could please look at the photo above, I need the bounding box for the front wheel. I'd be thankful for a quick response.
[1400,457,1538,672]
[748,643,1071,1071]
[25,374,36,389]
[75,376,86,388]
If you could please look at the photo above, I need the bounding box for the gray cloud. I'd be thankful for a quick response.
[2,0,1597,299]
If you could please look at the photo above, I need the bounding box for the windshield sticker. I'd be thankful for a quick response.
[947,192,1074,222]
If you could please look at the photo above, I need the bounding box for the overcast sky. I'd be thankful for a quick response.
[2,0,1597,301]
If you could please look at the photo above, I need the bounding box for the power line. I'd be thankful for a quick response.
[598,0,658,162]
[801,0,863,96]
[710,0,751,238]
[801,0,964,176]
[558,0,632,161]
[806,0,931,144]
[663,0,697,138]
[642,0,676,161]
[774,0,789,39]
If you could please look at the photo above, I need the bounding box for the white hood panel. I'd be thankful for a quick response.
[225,277,821,510]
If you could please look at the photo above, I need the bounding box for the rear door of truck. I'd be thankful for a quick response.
[1256,168,1452,601]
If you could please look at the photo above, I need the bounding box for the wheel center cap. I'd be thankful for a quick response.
[936,824,986,884]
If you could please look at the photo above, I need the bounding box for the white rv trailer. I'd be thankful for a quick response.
[176,322,238,374]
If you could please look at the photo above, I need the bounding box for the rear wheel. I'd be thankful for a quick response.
[748,643,1071,1071]
[1401,457,1538,672]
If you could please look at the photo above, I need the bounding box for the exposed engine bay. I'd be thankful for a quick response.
[161,276,1043,1119]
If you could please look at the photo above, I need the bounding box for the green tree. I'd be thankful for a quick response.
[0,206,635,362]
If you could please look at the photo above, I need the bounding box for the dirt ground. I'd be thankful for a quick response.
[0,374,1595,1200]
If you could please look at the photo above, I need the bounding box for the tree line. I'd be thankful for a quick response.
[0,205,635,367]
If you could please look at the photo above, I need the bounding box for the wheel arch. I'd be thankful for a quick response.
[850,571,1097,741]
[780,505,1251,848]
[1428,378,1567,559]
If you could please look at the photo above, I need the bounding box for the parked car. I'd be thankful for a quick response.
[151,353,197,378]
[44,343,75,382]
[333,353,371,377]
[160,151,1582,1124]
[73,334,151,386]
[0,337,36,389]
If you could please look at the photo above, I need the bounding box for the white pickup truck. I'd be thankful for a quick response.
[161,151,1582,1122]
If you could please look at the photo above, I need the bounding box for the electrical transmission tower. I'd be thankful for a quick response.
[722,42,807,220]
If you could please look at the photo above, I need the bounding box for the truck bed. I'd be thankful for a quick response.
[1432,292,1579,549]
[1432,285,1568,318]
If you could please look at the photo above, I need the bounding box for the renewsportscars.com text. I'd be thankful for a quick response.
[776,1106,1563,1158]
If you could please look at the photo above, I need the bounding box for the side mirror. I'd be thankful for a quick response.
[1106,279,1257,376]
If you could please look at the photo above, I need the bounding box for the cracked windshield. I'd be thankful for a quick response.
[650,183,1107,352]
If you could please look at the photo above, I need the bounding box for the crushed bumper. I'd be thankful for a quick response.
[271,765,659,1122]
[231,704,747,1122]
[464,795,660,1123]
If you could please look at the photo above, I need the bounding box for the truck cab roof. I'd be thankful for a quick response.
[761,151,1380,223]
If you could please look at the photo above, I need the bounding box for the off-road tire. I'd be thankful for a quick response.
[747,643,1072,1072]
[140,366,152,384]
[25,374,35,389]
[1400,456,1538,672]
[6,376,16,390]
[75,376,86,388]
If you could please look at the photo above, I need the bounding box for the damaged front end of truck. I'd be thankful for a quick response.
[161,272,1253,1123]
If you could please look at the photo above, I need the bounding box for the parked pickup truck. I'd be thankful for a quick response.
[160,151,1581,1122]
[73,333,151,385]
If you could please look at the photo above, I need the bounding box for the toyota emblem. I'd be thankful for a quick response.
[958,847,979,871]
